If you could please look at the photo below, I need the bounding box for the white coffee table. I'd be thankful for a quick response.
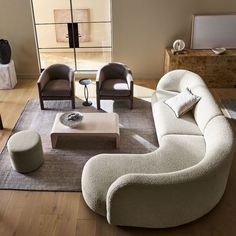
[50,112,120,148]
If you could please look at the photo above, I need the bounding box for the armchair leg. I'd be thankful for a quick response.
[130,97,133,109]
[39,97,44,110]
[97,97,101,110]
[72,97,75,109]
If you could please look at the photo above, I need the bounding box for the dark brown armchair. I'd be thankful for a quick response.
[96,62,133,109]
[37,64,75,110]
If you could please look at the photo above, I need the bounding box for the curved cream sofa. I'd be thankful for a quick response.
[81,70,235,228]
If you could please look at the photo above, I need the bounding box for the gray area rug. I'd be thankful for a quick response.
[221,99,236,119]
[0,98,158,191]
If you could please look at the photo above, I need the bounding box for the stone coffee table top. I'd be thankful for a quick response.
[50,112,120,148]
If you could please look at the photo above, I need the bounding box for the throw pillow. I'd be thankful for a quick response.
[164,88,201,118]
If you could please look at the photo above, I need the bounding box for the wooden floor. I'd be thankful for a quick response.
[0,79,236,236]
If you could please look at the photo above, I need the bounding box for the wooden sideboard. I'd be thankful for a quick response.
[164,48,236,88]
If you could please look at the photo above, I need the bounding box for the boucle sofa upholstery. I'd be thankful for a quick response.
[81,69,235,228]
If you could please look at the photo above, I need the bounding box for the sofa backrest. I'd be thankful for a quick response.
[157,70,205,92]
[157,69,222,133]
[200,115,235,191]
[203,115,235,166]
[191,85,222,133]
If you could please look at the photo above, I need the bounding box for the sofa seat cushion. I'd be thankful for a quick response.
[152,91,202,141]
[82,134,205,217]
[42,79,71,97]
[100,79,130,96]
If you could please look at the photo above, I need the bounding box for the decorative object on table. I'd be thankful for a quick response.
[37,64,75,110]
[59,111,83,128]
[172,39,186,54]
[79,78,92,106]
[96,62,134,109]
[0,60,17,89]
[0,114,3,129]
[212,47,226,55]
[0,39,11,64]
[191,14,236,49]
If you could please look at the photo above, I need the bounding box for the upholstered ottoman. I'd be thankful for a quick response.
[7,130,44,173]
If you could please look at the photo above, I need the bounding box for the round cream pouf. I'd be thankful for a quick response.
[7,130,44,173]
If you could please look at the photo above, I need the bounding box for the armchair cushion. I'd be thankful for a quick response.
[41,79,71,97]
[99,79,131,97]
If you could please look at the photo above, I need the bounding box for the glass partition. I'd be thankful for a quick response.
[31,0,112,71]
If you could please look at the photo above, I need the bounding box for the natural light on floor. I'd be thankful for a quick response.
[75,81,156,99]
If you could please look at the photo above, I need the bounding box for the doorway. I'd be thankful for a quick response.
[31,0,112,72]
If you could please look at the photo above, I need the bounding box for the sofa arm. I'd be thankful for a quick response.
[37,69,50,91]
[68,69,75,89]
[96,69,106,90]
[106,170,225,228]
[126,72,133,91]
[68,69,74,82]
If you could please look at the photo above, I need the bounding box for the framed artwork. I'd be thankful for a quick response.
[191,14,236,49]
[54,9,90,43]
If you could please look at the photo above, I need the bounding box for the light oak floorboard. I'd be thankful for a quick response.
[0,79,235,236]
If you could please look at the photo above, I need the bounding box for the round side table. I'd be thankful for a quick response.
[79,78,92,106]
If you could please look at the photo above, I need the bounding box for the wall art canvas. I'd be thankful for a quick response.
[191,14,236,49]
[54,9,90,43]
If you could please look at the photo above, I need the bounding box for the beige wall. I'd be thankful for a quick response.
[0,0,40,79]
[112,0,236,79]
[0,0,236,79]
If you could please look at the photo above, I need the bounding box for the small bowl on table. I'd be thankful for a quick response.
[59,112,83,128]
[212,48,226,55]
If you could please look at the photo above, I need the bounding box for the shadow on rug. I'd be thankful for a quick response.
[0,98,158,191]
[221,99,236,120]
